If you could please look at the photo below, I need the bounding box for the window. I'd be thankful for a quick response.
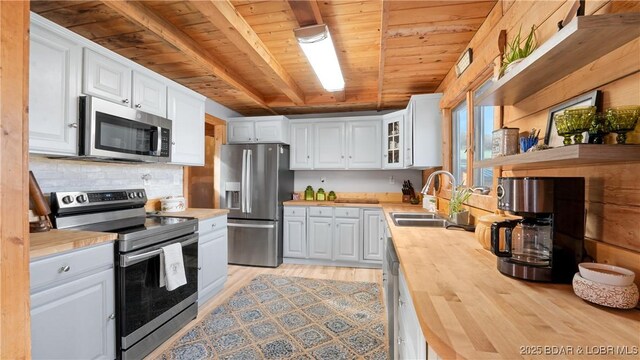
[452,100,468,185]
[473,80,494,188]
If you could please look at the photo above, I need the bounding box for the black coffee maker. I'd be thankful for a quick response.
[491,177,585,283]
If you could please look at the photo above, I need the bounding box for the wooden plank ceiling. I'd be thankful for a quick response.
[32,0,496,116]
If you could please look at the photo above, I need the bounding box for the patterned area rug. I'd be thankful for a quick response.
[157,274,388,360]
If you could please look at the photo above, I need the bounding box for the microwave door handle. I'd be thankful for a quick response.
[247,149,252,213]
[241,149,247,213]
[154,126,162,154]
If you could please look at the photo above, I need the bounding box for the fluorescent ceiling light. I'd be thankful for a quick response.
[294,24,345,92]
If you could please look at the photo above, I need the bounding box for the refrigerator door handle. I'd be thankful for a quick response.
[241,149,247,213]
[247,149,253,214]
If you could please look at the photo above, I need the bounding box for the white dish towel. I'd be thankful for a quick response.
[159,243,187,291]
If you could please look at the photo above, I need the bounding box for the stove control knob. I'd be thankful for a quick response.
[62,195,74,204]
[137,192,144,198]
[76,195,87,203]
[129,193,136,199]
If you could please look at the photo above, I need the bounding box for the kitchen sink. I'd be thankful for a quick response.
[393,218,448,227]
[390,212,447,227]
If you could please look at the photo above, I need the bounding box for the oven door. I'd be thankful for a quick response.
[117,233,198,350]
[81,96,171,162]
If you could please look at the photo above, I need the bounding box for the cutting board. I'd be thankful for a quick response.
[334,198,379,204]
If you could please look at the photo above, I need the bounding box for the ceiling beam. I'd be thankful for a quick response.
[190,0,306,106]
[377,0,390,110]
[287,0,323,27]
[101,0,275,113]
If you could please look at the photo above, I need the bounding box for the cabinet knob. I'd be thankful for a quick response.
[383,154,387,157]
[198,266,202,270]
[349,155,352,159]
[135,104,142,108]
[256,138,259,141]
[307,155,310,159]
[172,141,176,145]
[399,299,404,307]
[398,337,404,345]
[68,123,78,128]
[341,155,345,159]
[211,223,216,228]
[109,314,116,320]
[58,265,70,273]
[122,99,130,104]
[248,138,252,141]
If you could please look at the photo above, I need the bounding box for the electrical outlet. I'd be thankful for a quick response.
[389,176,395,185]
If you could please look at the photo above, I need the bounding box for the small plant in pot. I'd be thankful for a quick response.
[449,187,473,225]
[499,25,537,78]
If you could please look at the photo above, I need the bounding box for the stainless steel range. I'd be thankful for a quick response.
[50,189,199,360]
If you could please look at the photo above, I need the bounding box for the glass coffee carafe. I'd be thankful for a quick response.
[492,218,552,267]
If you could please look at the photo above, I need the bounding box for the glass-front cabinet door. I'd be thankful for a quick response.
[383,111,404,169]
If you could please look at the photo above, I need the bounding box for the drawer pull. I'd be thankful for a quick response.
[122,98,130,104]
[58,265,70,273]
[135,104,142,108]
[109,314,116,320]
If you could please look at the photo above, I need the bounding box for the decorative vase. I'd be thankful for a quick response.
[450,210,470,226]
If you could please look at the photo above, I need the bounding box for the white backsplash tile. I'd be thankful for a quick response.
[29,156,183,199]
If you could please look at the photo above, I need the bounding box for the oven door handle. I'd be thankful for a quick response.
[120,236,198,267]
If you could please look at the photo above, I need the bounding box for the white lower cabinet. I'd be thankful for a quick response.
[334,217,360,261]
[197,215,228,306]
[308,216,334,260]
[398,268,427,360]
[30,242,115,360]
[363,209,384,261]
[284,207,307,258]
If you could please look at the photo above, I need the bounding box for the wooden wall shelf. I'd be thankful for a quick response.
[474,144,640,170]
[477,13,640,106]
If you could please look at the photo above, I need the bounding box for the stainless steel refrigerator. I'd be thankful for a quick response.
[220,144,294,267]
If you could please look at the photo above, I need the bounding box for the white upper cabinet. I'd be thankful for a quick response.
[83,49,132,106]
[314,122,346,169]
[290,122,313,169]
[347,120,382,169]
[406,93,443,168]
[227,116,289,144]
[132,71,167,117]
[228,121,255,143]
[383,111,405,169]
[167,86,205,166]
[29,21,82,156]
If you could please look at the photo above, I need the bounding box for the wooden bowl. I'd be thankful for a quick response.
[572,273,639,309]
[578,263,635,287]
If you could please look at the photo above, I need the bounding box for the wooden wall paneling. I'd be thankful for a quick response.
[213,123,227,209]
[0,1,31,358]
[585,239,640,288]
[376,0,389,109]
[442,108,453,173]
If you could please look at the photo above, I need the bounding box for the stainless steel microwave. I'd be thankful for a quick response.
[79,96,172,162]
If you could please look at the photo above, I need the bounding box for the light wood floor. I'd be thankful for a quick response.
[146,264,383,358]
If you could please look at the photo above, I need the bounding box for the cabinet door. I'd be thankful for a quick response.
[334,218,360,261]
[29,23,81,155]
[167,86,205,165]
[404,100,414,167]
[83,49,132,105]
[198,230,228,306]
[31,269,115,360]
[290,123,313,169]
[283,216,307,258]
[255,120,283,143]
[347,120,382,169]
[132,71,167,117]
[383,111,404,169]
[314,122,346,169]
[308,217,333,260]
[411,94,443,168]
[363,210,384,261]
[228,121,255,143]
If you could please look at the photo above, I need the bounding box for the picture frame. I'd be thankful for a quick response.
[544,90,602,147]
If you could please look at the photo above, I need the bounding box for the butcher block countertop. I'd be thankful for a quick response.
[154,208,229,219]
[380,204,640,359]
[284,200,423,208]
[30,229,117,259]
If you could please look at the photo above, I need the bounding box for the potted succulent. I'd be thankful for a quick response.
[500,25,537,78]
[448,187,473,225]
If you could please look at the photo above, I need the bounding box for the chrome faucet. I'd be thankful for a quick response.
[421,170,457,198]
